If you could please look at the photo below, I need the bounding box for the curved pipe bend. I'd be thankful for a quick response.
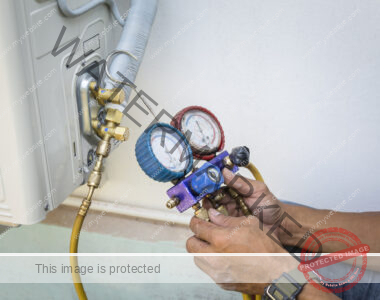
[57,0,158,111]
[105,0,158,111]
[57,0,126,26]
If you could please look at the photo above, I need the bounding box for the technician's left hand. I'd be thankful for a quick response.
[186,208,298,295]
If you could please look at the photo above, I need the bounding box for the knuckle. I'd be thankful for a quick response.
[212,233,226,249]
[186,238,193,252]
[186,236,196,252]
[189,217,197,230]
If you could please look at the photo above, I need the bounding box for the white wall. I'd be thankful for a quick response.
[72,0,380,216]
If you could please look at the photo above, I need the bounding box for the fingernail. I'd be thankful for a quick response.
[208,208,220,217]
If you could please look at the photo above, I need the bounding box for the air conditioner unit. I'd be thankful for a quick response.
[0,0,155,225]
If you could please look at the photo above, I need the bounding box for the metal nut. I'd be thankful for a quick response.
[194,207,209,221]
[89,82,126,106]
[96,140,111,156]
[105,109,123,124]
[87,170,102,188]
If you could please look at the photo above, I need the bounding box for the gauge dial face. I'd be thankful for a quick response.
[150,126,191,172]
[181,109,222,154]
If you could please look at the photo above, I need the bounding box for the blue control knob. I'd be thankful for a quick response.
[135,123,193,182]
[190,162,224,196]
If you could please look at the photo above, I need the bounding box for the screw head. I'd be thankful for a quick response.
[207,167,221,183]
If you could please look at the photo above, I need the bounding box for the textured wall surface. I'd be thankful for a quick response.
[73,0,379,213]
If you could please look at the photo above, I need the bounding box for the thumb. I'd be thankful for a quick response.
[208,208,245,227]
[222,168,263,197]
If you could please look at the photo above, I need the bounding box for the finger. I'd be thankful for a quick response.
[217,283,253,294]
[194,256,215,280]
[208,208,250,227]
[209,208,259,228]
[204,195,240,217]
[225,201,241,217]
[217,283,239,291]
[186,236,213,253]
[189,216,219,243]
[223,168,265,197]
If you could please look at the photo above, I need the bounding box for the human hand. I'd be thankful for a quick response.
[204,168,285,226]
[186,209,297,294]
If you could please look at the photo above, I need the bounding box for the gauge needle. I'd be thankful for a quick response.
[163,143,178,168]
[196,120,210,144]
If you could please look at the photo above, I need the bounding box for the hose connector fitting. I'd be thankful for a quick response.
[90,81,125,106]
[166,197,180,209]
[78,198,92,217]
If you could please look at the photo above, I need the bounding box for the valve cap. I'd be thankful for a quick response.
[114,127,129,141]
[230,146,250,167]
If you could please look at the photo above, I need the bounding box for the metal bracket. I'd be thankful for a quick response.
[76,63,102,181]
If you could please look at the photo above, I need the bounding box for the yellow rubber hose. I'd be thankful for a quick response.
[242,293,262,300]
[242,294,251,300]
[245,162,264,182]
[70,184,96,300]
[69,157,264,300]
[69,119,114,300]
[242,162,264,300]
[70,214,88,300]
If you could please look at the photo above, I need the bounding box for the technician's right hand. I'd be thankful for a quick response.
[204,168,285,227]
[187,203,338,298]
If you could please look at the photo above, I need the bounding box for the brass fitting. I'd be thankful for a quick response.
[92,121,129,142]
[216,205,228,216]
[80,106,129,220]
[96,140,111,157]
[205,190,228,216]
[105,126,129,141]
[87,170,102,188]
[192,203,209,221]
[166,197,180,209]
[95,108,128,141]
[227,188,251,216]
[105,108,124,124]
[228,188,239,199]
[237,197,251,216]
[78,198,92,217]
[213,189,226,202]
[89,81,125,106]
[223,156,234,170]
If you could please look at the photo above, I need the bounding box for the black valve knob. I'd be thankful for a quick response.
[230,146,250,167]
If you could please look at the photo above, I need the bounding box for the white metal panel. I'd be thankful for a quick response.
[0,0,124,224]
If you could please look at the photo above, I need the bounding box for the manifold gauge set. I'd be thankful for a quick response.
[135,106,253,220]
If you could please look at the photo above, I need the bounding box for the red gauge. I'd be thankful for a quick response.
[171,106,225,160]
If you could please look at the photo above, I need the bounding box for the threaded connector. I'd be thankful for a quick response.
[166,197,180,209]
[78,198,92,217]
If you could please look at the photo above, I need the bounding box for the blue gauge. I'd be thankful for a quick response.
[135,123,193,182]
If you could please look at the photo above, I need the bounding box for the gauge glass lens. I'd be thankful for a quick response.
[181,110,221,153]
[150,127,190,172]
